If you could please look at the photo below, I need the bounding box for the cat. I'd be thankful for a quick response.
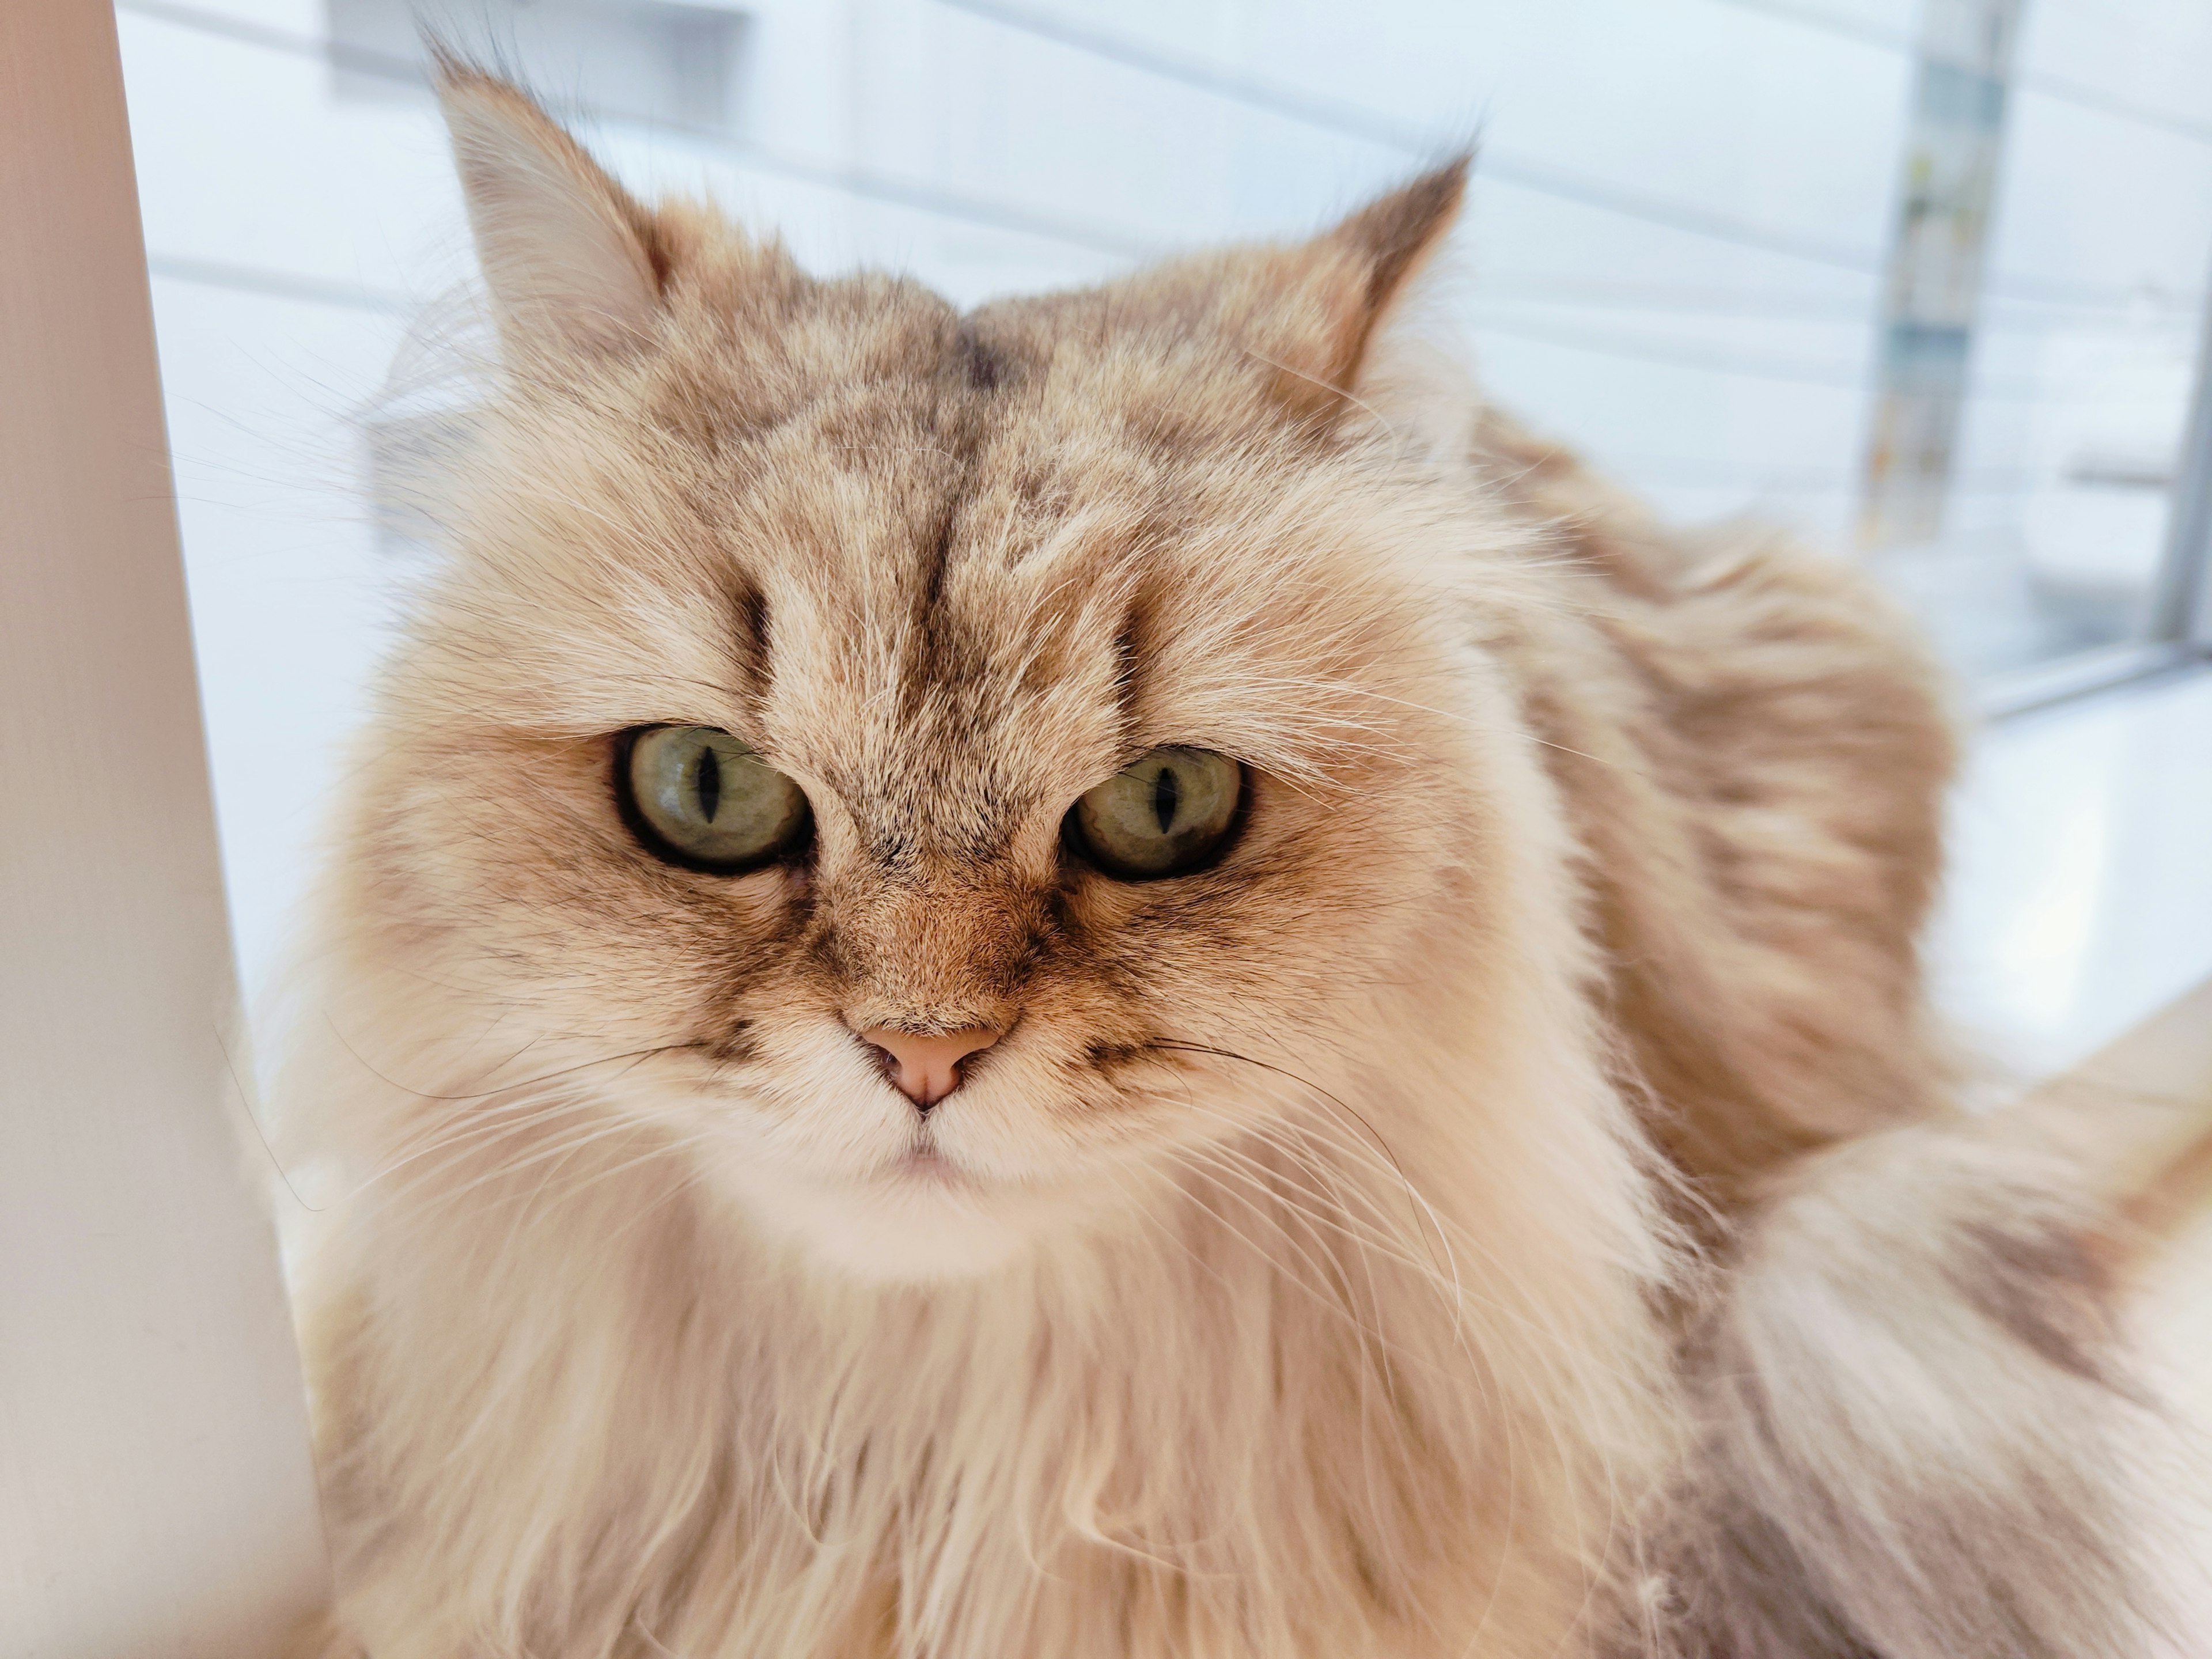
[273,62,2184,1659]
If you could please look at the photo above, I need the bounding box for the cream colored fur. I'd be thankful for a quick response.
[272,69,2180,1658]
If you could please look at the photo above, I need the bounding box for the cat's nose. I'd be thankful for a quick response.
[855,1026,1001,1111]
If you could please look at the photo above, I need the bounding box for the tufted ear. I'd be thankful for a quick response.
[1214,157,1470,422]
[433,60,664,361]
[1307,158,1469,395]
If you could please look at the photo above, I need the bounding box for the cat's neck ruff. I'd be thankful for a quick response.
[297,870,1671,1657]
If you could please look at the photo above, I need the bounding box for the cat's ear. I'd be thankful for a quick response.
[1300,158,1460,400]
[434,60,663,359]
[1255,157,1469,421]
[1325,160,1485,453]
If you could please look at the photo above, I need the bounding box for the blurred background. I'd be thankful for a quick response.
[113,0,2212,1072]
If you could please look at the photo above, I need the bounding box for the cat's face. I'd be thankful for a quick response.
[342,74,1508,1278]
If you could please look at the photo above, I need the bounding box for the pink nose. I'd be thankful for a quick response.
[857,1026,1001,1109]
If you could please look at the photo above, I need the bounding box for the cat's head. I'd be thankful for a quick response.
[334,70,1537,1279]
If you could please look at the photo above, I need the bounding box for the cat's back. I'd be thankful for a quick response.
[1465,403,1959,1199]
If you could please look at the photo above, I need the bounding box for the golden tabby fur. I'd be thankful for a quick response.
[275,67,2177,1658]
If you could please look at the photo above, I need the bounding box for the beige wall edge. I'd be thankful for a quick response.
[0,3,329,1654]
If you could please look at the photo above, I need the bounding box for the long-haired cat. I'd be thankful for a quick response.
[275,65,2184,1658]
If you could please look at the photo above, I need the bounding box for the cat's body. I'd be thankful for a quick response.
[277,69,2175,1659]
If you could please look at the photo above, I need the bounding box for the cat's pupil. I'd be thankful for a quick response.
[1152,764,1179,833]
[695,745,722,823]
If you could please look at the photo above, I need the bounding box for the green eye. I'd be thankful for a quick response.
[620,726,810,872]
[1067,747,1244,879]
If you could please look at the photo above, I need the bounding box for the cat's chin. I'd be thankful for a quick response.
[707,1147,1082,1282]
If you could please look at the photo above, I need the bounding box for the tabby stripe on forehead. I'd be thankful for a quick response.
[912,319,1006,603]
[955,321,1005,394]
[730,579,772,703]
[916,498,958,619]
[1110,591,1153,753]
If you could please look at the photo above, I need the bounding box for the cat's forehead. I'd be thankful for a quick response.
[684,284,1295,713]
[442,273,1434,820]
[731,361,1200,819]
[711,283,1266,523]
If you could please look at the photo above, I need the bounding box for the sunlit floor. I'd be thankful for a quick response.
[1933,665,2212,1088]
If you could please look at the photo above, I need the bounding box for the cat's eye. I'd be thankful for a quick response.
[1067,747,1244,880]
[619,726,811,873]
